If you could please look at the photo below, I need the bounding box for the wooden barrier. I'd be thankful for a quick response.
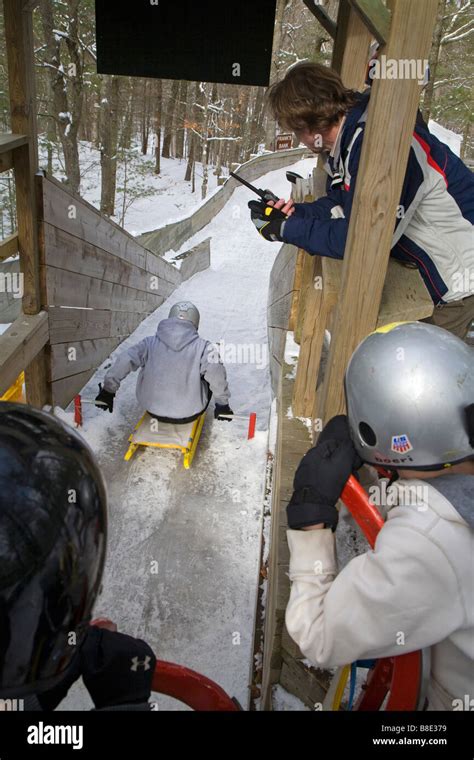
[267,243,300,398]
[0,260,22,324]
[0,232,19,261]
[0,311,48,397]
[37,174,182,408]
[175,238,211,282]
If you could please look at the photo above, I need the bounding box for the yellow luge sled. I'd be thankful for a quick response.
[124,411,206,469]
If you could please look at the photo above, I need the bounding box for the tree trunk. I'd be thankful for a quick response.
[201,90,212,199]
[248,86,266,156]
[185,81,203,184]
[194,82,205,164]
[46,78,56,175]
[264,0,289,149]
[119,78,134,151]
[185,139,194,182]
[100,75,120,217]
[39,0,83,193]
[421,0,447,123]
[141,79,150,154]
[154,79,162,174]
[175,80,189,159]
[162,79,180,158]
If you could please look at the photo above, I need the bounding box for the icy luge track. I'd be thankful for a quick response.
[58,157,315,711]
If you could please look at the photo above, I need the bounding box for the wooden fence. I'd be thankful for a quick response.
[37,174,182,407]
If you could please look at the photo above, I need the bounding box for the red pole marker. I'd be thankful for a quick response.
[247,412,257,440]
[74,395,83,427]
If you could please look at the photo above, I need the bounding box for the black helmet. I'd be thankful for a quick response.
[0,403,107,697]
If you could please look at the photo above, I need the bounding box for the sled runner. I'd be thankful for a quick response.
[124,411,206,469]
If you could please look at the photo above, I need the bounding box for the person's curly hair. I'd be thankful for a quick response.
[267,62,359,133]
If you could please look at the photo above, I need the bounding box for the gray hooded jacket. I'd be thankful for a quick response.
[103,317,230,418]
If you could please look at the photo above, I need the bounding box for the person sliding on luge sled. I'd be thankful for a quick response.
[95,301,233,423]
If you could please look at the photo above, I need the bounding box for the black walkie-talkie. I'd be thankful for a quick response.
[230,172,280,204]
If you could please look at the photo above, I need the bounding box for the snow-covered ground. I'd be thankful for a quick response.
[39,138,225,236]
[57,156,315,710]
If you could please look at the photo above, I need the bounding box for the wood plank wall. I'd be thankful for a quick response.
[37,174,182,407]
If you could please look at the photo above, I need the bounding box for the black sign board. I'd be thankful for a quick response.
[95,0,277,86]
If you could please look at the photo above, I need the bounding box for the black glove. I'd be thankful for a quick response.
[81,626,156,710]
[214,403,234,421]
[287,415,362,531]
[95,383,115,413]
[36,647,83,711]
[248,200,286,242]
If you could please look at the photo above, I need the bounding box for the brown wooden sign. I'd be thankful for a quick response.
[275,134,293,151]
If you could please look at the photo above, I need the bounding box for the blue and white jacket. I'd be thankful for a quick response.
[282,92,474,304]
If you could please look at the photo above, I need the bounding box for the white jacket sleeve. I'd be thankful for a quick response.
[103,338,150,394]
[286,521,464,668]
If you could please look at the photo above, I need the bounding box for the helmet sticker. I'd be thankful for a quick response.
[373,321,411,335]
[391,434,413,454]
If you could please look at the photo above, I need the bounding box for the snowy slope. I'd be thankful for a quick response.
[39,139,223,236]
[57,156,316,711]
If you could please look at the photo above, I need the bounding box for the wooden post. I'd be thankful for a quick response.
[332,0,374,89]
[4,0,39,313]
[3,0,50,406]
[292,163,328,416]
[315,0,438,425]
[348,0,392,45]
[332,0,351,74]
[302,0,337,39]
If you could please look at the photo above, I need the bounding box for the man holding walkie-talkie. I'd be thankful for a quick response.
[245,61,474,342]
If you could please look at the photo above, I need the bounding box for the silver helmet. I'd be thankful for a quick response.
[168,301,200,329]
[345,322,474,470]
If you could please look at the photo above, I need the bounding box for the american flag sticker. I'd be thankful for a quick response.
[391,434,414,454]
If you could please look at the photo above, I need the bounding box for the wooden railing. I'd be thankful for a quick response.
[0,130,45,403]
[0,312,48,397]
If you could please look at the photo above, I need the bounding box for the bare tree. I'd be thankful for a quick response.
[162,79,180,158]
[99,75,120,216]
[39,0,83,193]
[154,79,162,174]
[422,0,448,122]
[141,79,151,154]
[185,81,204,183]
[175,80,189,159]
